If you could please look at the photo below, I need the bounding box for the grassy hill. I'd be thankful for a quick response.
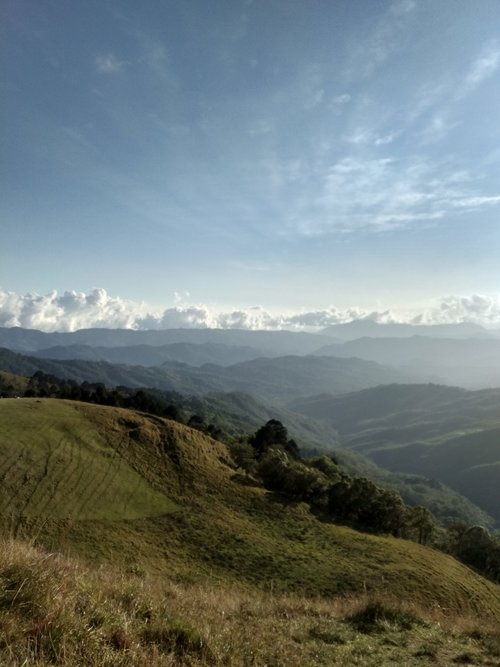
[1,398,499,620]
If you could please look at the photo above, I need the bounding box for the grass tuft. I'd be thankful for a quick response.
[345,600,423,633]
[141,618,213,660]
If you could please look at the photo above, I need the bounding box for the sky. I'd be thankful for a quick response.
[2,0,500,331]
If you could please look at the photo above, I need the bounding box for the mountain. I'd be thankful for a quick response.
[291,384,500,524]
[1,397,499,618]
[0,347,413,403]
[321,320,488,340]
[314,335,500,388]
[331,447,493,528]
[31,341,264,367]
[0,326,336,355]
[173,389,342,449]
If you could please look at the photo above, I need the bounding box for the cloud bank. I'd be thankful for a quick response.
[2,288,500,333]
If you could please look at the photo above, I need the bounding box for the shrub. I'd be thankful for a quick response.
[346,601,422,634]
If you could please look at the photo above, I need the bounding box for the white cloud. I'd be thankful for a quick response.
[416,295,500,326]
[0,288,147,332]
[3,288,500,333]
[156,306,216,329]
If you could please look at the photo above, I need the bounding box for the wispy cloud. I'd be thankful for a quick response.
[411,41,500,143]
[419,113,461,144]
[94,53,126,73]
[345,127,400,146]
[464,41,500,90]
[304,88,325,110]
[330,94,351,106]
[288,157,500,235]
[389,0,416,16]
[343,0,416,80]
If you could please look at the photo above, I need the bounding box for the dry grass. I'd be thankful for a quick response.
[1,537,499,666]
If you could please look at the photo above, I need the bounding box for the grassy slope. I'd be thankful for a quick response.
[2,537,499,667]
[1,399,499,621]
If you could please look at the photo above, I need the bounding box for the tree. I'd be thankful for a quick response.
[229,442,257,476]
[406,506,435,545]
[249,420,300,458]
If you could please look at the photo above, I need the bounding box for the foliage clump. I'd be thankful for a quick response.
[346,600,422,633]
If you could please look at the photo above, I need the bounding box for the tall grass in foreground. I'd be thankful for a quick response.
[0,537,499,666]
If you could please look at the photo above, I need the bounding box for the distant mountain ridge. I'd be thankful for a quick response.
[315,336,500,388]
[0,347,413,403]
[0,326,337,355]
[321,320,489,340]
[31,342,264,367]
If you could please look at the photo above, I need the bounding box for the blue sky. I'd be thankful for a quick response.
[2,0,500,329]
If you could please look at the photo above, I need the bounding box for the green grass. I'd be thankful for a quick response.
[0,399,177,522]
[1,398,499,622]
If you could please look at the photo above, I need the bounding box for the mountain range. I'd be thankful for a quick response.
[0,347,412,403]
